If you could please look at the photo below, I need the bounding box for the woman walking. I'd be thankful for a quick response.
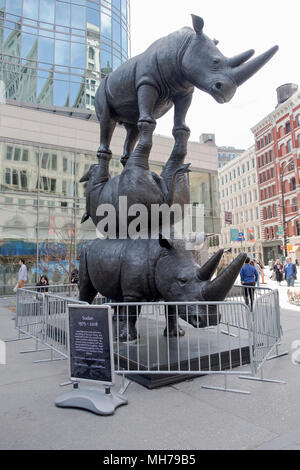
[273,259,283,286]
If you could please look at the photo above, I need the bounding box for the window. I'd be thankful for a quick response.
[296,115,300,127]
[5,168,11,185]
[88,47,95,60]
[63,158,68,172]
[287,140,292,153]
[12,169,18,186]
[291,177,296,190]
[285,121,291,133]
[51,154,57,171]
[6,146,13,160]
[14,148,21,161]
[41,153,48,169]
[22,149,29,161]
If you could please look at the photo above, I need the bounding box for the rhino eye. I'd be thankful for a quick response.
[178,277,188,285]
[213,58,220,65]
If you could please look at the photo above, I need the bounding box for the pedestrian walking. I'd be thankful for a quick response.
[273,259,283,286]
[240,257,258,310]
[16,258,27,289]
[253,258,262,287]
[284,257,297,287]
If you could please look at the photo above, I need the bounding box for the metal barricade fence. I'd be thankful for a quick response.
[14,285,284,390]
[41,293,88,360]
[109,301,255,377]
[251,289,281,374]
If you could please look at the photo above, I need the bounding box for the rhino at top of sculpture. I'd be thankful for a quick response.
[79,237,247,341]
[95,13,278,164]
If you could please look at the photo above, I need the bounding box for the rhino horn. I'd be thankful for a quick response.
[232,45,279,86]
[201,253,247,300]
[79,171,90,183]
[228,49,255,67]
[198,249,224,281]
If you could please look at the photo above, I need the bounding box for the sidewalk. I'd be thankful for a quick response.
[0,291,300,450]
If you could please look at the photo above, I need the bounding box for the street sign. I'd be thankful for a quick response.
[277,226,284,236]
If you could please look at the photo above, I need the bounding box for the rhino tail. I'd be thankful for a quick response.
[80,212,90,224]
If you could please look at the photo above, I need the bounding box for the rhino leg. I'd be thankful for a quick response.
[137,84,159,125]
[79,248,98,304]
[97,95,117,158]
[164,305,185,338]
[172,92,193,134]
[120,123,140,167]
[118,304,141,342]
[161,127,190,191]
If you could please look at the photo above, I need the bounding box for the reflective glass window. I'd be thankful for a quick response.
[21,33,36,60]
[121,26,127,54]
[87,8,100,27]
[70,81,83,107]
[71,41,85,68]
[100,48,112,74]
[23,0,38,20]
[56,1,71,27]
[55,40,70,66]
[121,0,127,19]
[38,37,54,64]
[112,0,121,11]
[71,4,85,30]
[37,76,53,105]
[40,0,55,24]
[6,0,22,16]
[113,55,121,70]
[54,79,69,106]
[112,19,121,45]
[101,12,111,39]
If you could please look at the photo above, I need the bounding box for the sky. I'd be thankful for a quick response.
[130,0,300,150]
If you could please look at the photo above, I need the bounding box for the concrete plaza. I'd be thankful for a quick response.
[0,270,300,450]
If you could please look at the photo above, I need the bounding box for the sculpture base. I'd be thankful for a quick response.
[115,319,250,389]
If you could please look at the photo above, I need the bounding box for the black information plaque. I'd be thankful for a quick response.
[68,305,114,385]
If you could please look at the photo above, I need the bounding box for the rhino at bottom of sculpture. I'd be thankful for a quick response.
[79,237,246,341]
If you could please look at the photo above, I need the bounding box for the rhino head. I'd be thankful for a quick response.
[155,238,247,328]
[181,14,278,104]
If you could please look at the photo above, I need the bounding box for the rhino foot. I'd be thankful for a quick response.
[164,326,185,338]
[119,323,137,342]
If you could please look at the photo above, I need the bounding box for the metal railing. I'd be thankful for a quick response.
[12,285,284,391]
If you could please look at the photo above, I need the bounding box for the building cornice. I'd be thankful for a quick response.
[251,91,300,135]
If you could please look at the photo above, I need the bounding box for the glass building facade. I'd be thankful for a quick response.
[0,0,130,108]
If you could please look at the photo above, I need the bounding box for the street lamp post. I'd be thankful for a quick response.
[281,157,294,258]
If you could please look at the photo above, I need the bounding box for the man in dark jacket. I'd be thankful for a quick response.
[240,257,258,310]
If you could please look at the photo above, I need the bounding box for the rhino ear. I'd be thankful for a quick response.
[159,234,174,250]
[191,14,204,35]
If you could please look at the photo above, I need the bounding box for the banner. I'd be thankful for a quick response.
[230,228,239,242]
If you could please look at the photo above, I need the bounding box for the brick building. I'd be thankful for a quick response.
[252,84,300,264]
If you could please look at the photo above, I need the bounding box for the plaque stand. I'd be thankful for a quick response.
[55,382,128,416]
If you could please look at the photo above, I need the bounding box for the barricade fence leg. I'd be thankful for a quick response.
[267,343,289,361]
[239,367,286,384]
[201,373,250,395]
